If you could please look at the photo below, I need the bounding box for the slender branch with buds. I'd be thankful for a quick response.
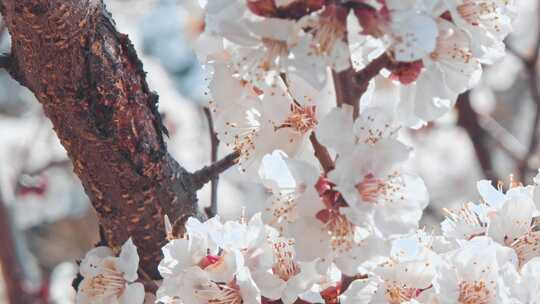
[203,107,221,217]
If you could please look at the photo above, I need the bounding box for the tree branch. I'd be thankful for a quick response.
[322,53,391,173]
[309,133,335,173]
[478,115,525,163]
[456,92,498,182]
[507,5,540,181]
[333,67,363,117]
[355,53,391,89]
[334,52,391,119]
[0,0,208,278]
[203,107,220,217]
[0,53,10,70]
[0,19,6,46]
[0,20,9,71]
[192,151,240,190]
[0,19,5,36]
[519,44,540,180]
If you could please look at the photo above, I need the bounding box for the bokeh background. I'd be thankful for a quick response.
[0,0,537,302]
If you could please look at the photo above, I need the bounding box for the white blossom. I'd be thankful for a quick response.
[290,5,351,87]
[209,61,333,173]
[157,215,262,304]
[109,1,533,302]
[445,0,517,63]
[317,105,428,236]
[77,238,144,304]
[251,236,321,304]
[436,237,517,304]
[397,18,482,126]
[504,257,540,303]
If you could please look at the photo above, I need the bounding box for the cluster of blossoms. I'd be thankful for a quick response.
[193,0,518,176]
[73,0,537,303]
[77,176,540,303]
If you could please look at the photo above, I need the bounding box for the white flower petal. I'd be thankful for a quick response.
[119,283,145,304]
[340,279,378,304]
[118,238,140,282]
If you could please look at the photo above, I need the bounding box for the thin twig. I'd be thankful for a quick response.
[334,53,391,119]
[355,53,391,88]
[512,8,540,181]
[478,115,526,163]
[309,133,335,173]
[333,67,363,117]
[456,92,499,182]
[203,107,219,217]
[0,53,10,70]
[340,274,369,295]
[521,69,540,181]
[0,19,6,43]
[0,18,10,69]
[191,151,240,190]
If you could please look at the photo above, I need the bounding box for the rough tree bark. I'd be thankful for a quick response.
[0,0,232,279]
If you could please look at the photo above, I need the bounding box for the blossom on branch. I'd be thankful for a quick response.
[73,0,535,302]
[77,238,144,304]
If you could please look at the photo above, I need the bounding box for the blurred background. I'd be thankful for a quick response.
[0,0,537,302]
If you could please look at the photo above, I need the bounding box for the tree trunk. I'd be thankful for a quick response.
[0,0,201,278]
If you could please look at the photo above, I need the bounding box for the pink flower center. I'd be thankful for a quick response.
[355,174,385,204]
[199,255,223,269]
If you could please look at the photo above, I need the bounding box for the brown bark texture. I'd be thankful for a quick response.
[0,0,221,278]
